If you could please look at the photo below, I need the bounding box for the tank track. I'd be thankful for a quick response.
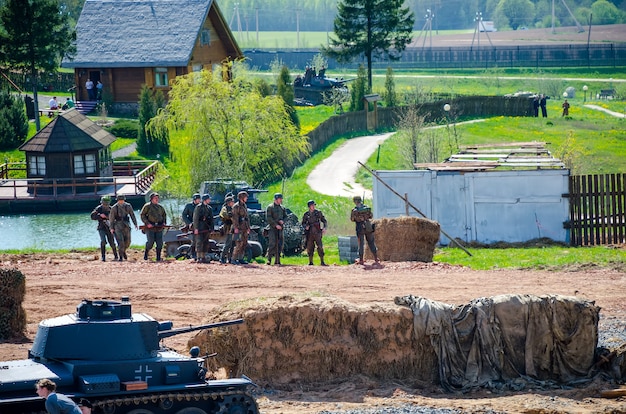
[91,389,259,414]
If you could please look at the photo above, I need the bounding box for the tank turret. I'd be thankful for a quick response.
[0,297,259,414]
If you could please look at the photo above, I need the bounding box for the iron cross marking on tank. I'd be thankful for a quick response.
[135,365,153,382]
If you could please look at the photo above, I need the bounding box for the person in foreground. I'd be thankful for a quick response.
[302,199,328,266]
[35,379,81,414]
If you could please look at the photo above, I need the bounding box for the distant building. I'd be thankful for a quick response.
[61,0,243,113]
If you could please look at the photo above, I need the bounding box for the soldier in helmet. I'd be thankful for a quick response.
[182,193,201,259]
[350,195,379,265]
[109,194,138,261]
[140,192,167,261]
[302,200,328,266]
[231,191,250,265]
[266,193,287,265]
[219,195,235,263]
[193,194,214,263]
[90,195,118,261]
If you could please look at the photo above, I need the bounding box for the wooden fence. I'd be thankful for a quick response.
[568,173,626,246]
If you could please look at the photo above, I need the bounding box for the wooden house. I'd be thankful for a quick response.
[19,109,116,185]
[61,0,242,111]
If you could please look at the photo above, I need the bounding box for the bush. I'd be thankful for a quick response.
[105,119,139,138]
[0,92,28,150]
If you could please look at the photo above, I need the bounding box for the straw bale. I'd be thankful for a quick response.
[365,216,440,262]
[188,295,438,387]
[0,268,26,339]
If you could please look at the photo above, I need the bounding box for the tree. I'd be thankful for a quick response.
[149,69,310,194]
[0,90,28,150]
[590,0,624,24]
[495,0,535,30]
[350,64,368,112]
[276,65,300,129]
[322,0,414,90]
[382,66,397,107]
[137,86,168,156]
[0,0,75,131]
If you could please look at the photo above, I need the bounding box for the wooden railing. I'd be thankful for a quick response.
[0,162,26,179]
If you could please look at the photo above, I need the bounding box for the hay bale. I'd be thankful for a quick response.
[365,216,440,262]
[188,295,438,387]
[0,268,27,339]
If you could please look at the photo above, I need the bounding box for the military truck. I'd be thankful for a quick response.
[0,297,259,414]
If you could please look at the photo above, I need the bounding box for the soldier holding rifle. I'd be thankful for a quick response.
[182,193,201,259]
[219,195,235,264]
[109,194,138,261]
[231,191,250,265]
[350,195,379,265]
[140,192,167,261]
[90,195,118,261]
[193,194,214,263]
[301,199,328,266]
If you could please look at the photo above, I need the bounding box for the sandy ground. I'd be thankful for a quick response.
[1,252,625,413]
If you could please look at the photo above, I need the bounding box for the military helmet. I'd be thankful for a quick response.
[150,192,160,200]
[224,196,234,203]
[116,194,126,200]
[237,191,248,199]
[307,199,316,207]
[274,193,283,200]
[201,193,211,201]
[353,195,362,203]
[101,195,111,204]
[192,193,201,200]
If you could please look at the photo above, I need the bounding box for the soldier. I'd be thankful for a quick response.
[350,195,379,265]
[182,193,201,259]
[193,194,214,263]
[90,195,118,261]
[219,195,235,264]
[35,378,82,414]
[231,191,250,265]
[109,194,138,261]
[140,192,167,261]
[301,200,328,266]
[266,193,287,265]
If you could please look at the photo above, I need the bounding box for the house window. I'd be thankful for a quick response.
[155,67,168,87]
[192,64,202,72]
[74,154,97,175]
[29,155,46,175]
[200,29,210,46]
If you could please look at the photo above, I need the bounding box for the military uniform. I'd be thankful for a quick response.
[182,194,201,258]
[109,197,138,261]
[193,196,214,262]
[350,196,379,264]
[302,201,327,266]
[140,194,167,261]
[231,192,250,264]
[90,198,118,261]
[219,198,234,263]
[266,195,287,265]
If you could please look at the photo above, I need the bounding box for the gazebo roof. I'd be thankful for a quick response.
[20,109,116,153]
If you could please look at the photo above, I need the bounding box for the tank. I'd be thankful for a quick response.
[0,297,259,414]
[293,75,353,106]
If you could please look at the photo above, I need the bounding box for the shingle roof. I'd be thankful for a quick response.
[62,0,216,68]
[19,109,116,153]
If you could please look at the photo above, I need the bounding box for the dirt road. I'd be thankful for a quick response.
[1,252,625,413]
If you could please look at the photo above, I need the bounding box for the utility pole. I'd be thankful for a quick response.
[414,9,434,50]
[470,11,493,50]
[296,8,300,50]
[255,5,259,45]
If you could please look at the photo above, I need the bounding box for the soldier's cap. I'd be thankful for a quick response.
[353,195,362,202]
[101,195,111,204]
[150,192,160,200]
[224,196,234,203]
[274,193,283,200]
[192,193,201,200]
[116,194,126,200]
[307,199,316,207]
[201,193,211,201]
[78,399,92,409]
[237,191,248,199]
[225,192,233,198]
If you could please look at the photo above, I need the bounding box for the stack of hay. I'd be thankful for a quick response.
[366,216,440,262]
[0,268,26,339]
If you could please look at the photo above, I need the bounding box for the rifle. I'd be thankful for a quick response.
[139,224,172,231]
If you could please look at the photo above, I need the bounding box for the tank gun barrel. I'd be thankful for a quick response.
[158,318,243,339]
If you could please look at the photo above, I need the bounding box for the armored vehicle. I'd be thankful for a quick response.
[0,297,259,414]
[294,75,353,106]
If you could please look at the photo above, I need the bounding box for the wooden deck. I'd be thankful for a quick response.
[0,160,159,213]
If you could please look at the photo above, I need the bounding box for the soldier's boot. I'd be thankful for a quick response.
[112,245,119,261]
[156,249,162,262]
[320,254,328,266]
[274,254,281,265]
[143,249,149,261]
[357,255,364,265]
[374,252,380,263]
[118,249,125,261]
[266,256,272,266]
[100,244,107,262]
[308,254,314,266]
